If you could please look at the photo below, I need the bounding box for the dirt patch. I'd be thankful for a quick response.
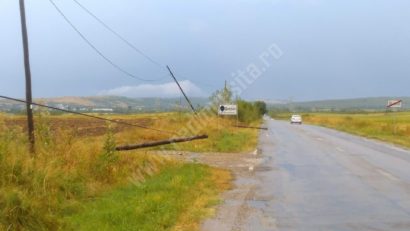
[152,151,266,231]
[154,151,261,175]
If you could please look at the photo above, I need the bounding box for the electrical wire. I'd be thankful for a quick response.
[70,1,219,92]
[0,95,177,135]
[48,0,166,82]
[72,0,165,69]
[49,0,208,120]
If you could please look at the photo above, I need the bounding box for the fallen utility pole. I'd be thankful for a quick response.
[115,134,208,151]
[166,65,197,115]
[233,125,268,130]
[19,0,35,153]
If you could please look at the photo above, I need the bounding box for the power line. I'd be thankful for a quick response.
[0,95,177,135]
[72,0,165,69]
[61,0,218,89]
[48,0,166,82]
[70,0,220,89]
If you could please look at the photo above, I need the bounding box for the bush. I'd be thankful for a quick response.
[237,100,266,123]
[94,125,119,182]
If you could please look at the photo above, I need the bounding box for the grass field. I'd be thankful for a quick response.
[3,112,259,153]
[0,111,256,230]
[66,164,230,231]
[271,112,410,148]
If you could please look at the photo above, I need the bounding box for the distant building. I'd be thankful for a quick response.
[56,104,67,110]
[92,108,114,112]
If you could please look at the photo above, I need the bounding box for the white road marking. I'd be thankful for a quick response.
[377,169,400,182]
[390,146,407,153]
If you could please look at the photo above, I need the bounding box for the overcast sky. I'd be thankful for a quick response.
[1,0,410,101]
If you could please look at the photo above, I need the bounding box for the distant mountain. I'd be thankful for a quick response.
[0,96,209,113]
[267,97,410,112]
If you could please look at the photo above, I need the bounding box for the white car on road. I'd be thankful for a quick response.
[290,114,302,124]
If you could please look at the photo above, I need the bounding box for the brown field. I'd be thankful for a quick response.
[4,116,154,137]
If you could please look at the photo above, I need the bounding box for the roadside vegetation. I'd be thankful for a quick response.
[0,98,265,230]
[67,164,230,231]
[270,111,410,148]
[0,83,268,230]
[0,113,175,230]
[209,84,267,124]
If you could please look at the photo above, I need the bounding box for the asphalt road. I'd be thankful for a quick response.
[202,118,410,231]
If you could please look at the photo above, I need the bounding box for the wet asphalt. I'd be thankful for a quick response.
[204,118,410,231]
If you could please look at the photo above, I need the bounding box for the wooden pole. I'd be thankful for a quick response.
[19,0,35,153]
[166,65,197,115]
[115,135,208,151]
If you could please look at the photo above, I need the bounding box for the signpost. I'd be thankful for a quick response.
[387,100,402,109]
[386,99,403,135]
[218,104,238,128]
[218,104,238,115]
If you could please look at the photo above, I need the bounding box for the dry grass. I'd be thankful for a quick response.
[300,112,410,148]
[172,168,232,231]
[4,112,259,153]
[0,116,173,230]
[76,112,260,153]
[0,111,256,230]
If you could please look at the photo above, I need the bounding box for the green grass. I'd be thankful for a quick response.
[213,130,255,152]
[157,129,258,153]
[65,164,229,231]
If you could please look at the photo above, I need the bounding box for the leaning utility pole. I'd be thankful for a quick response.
[19,0,35,153]
[166,65,197,115]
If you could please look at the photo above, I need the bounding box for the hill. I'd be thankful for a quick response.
[268,97,410,112]
[0,96,209,113]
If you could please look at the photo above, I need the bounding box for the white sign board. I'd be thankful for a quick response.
[387,100,402,108]
[218,104,238,115]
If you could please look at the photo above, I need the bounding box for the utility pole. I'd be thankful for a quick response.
[19,0,35,153]
[166,65,197,115]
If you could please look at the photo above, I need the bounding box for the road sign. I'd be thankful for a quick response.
[218,104,238,115]
[387,100,402,108]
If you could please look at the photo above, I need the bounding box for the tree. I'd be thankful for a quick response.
[209,84,233,113]
[210,85,232,105]
[254,101,267,115]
